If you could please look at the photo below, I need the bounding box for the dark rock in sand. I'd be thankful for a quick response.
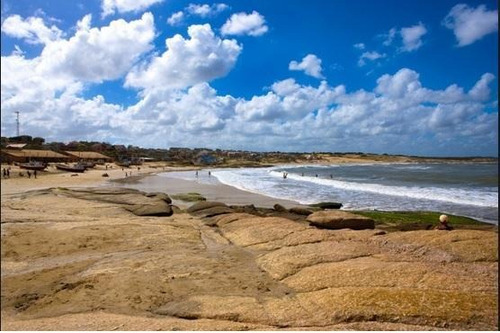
[52,187,175,217]
[191,206,234,219]
[273,204,288,212]
[171,205,183,214]
[289,207,314,216]
[309,202,343,209]
[307,211,375,230]
[171,192,207,202]
[145,192,172,204]
[229,204,262,216]
[186,201,228,213]
[125,202,173,217]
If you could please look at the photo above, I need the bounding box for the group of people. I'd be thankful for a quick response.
[2,167,11,178]
[285,172,334,179]
[26,170,38,178]
[2,167,39,179]
[195,170,211,177]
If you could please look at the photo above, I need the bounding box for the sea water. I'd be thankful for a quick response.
[160,162,498,224]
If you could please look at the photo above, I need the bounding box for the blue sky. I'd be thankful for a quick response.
[1,0,498,156]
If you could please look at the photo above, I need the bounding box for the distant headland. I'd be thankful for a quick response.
[1,135,497,167]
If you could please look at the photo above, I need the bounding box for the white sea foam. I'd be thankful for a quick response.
[208,167,498,208]
[269,170,497,208]
[158,165,498,223]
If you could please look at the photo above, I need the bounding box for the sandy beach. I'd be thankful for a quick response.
[1,162,498,330]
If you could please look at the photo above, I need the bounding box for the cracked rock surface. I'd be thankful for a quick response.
[1,188,498,330]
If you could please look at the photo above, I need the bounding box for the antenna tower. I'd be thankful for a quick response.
[15,111,20,136]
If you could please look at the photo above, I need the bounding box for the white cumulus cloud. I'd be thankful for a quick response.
[400,22,427,52]
[1,14,63,44]
[358,51,386,67]
[167,11,184,26]
[443,3,498,47]
[221,11,268,36]
[186,3,229,17]
[289,54,325,79]
[42,12,155,82]
[101,0,163,17]
[468,73,496,101]
[1,13,156,140]
[353,43,365,50]
[125,24,242,91]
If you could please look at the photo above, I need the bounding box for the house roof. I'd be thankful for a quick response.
[64,151,112,160]
[1,149,70,159]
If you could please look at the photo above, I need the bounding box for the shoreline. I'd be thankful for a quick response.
[114,168,498,225]
[2,160,497,224]
[109,170,303,209]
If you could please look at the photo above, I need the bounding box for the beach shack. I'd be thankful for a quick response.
[64,151,113,164]
[0,149,71,164]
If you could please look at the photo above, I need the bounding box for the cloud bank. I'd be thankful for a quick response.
[1,8,497,157]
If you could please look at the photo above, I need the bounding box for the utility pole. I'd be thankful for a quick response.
[14,111,20,136]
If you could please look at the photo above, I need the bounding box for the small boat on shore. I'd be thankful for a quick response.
[55,164,86,173]
[17,161,47,171]
[116,161,131,167]
[79,161,96,168]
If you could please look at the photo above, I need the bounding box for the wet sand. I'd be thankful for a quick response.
[110,172,304,209]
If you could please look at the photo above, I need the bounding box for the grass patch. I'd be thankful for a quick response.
[353,211,495,232]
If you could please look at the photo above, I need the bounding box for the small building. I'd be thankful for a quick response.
[1,149,70,163]
[139,157,155,162]
[193,150,218,165]
[64,151,113,163]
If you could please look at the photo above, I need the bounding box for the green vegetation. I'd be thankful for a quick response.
[354,210,495,232]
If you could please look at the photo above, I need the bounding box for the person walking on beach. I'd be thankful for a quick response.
[208,171,211,177]
[2,168,6,178]
[27,171,31,178]
[34,170,37,179]
[195,171,198,177]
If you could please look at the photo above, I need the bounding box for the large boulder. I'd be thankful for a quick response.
[309,202,343,209]
[171,192,206,202]
[273,204,288,212]
[52,187,175,217]
[125,202,173,217]
[289,207,314,216]
[191,206,235,219]
[186,201,234,220]
[307,210,375,230]
[186,201,228,213]
[145,192,172,204]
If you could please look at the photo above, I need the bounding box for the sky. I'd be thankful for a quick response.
[1,0,498,156]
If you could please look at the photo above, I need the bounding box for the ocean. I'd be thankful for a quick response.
[159,162,498,224]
